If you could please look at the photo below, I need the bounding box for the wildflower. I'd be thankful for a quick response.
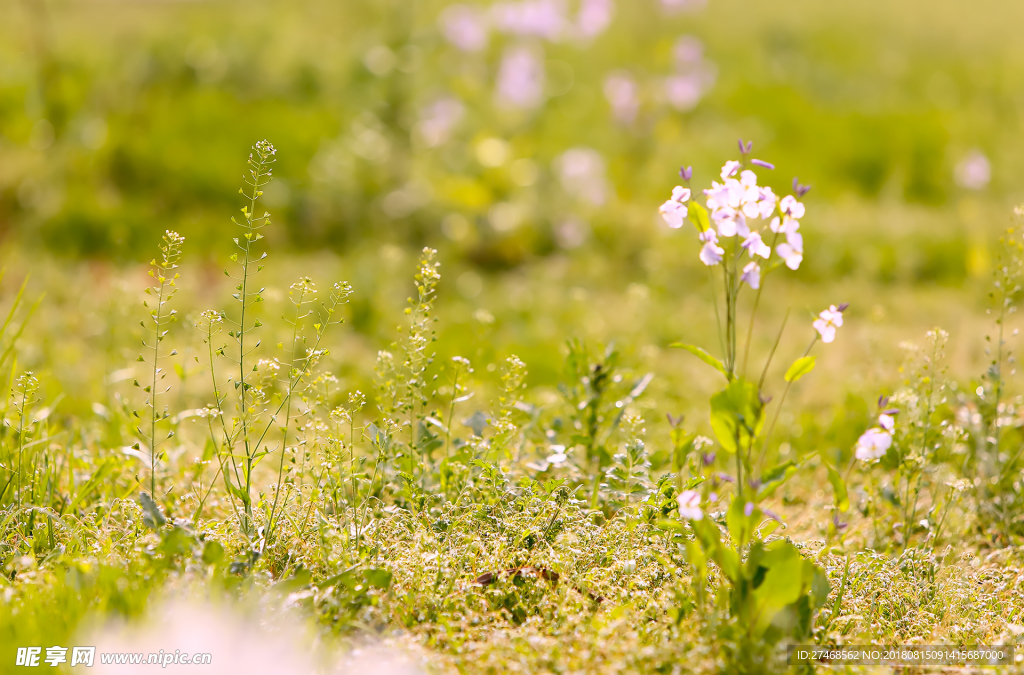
[698,229,724,266]
[813,304,844,343]
[659,185,690,228]
[878,413,895,432]
[439,4,490,52]
[954,149,991,190]
[744,501,755,517]
[854,427,892,461]
[775,230,803,270]
[495,45,545,109]
[741,231,770,259]
[716,210,748,238]
[546,445,568,465]
[576,0,613,38]
[418,96,465,147]
[780,195,805,219]
[757,187,777,218]
[677,489,703,520]
[604,71,639,123]
[769,215,798,235]
[720,160,741,180]
[740,261,761,289]
[751,159,775,170]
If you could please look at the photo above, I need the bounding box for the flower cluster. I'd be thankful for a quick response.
[854,411,896,461]
[660,150,811,292]
[813,304,846,343]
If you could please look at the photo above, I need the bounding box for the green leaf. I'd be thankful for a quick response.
[139,491,167,529]
[757,459,799,499]
[688,201,711,233]
[784,356,816,383]
[726,497,759,550]
[364,568,393,590]
[709,378,764,454]
[202,540,225,565]
[822,453,850,512]
[671,343,729,379]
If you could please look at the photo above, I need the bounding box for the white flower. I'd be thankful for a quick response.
[546,445,568,465]
[854,427,891,461]
[671,186,691,203]
[741,231,770,259]
[775,230,803,270]
[659,185,691,228]
[700,241,725,266]
[740,261,761,289]
[757,187,777,219]
[780,195,805,219]
[677,489,703,520]
[769,215,799,235]
[878,413,895,432]
[812,304,844,343]
[720,160,741,180]
[660,199,687,228]
[740,169,758,187]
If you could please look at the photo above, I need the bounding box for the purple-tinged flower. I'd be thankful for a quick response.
[720,161,741,180]
[775,230,803,270]
[702,451,716,466]
[832,513,848,531]
[763,508,783,524]
[757,187,777,219]
[740,261,761,289]
[855,427,891,461]
[955,149,991,190]
[813,304,844,343]
[673,36,704,68]
[751,159,775,170]
[737,139,753,155]
[439,5,490,52]
[679,166,693,182]
[665,73,704,111]
[743,501,755,517]
[492,0,568,40]
[417,96,465,147]
[678,490,703,520]
[495,45,545,109]
[779,195,806,219]
[716,472,735,483]
[604,71,639,124]
[769,215,798,235]
[741,231,770,259]
[699,240,725,266]
[878,413,895,432]
[576,0,613,38]
[837,302,850,312]
[660,186,690,228]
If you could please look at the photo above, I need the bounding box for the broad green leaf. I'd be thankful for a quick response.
[364,568,393,590]
[726,497,759,550]
[757,459,799,499]
[670,343,729,379]
[822,453,850,512]
[709,378,764,454]
[784,355,816,383]
[689,201,711,233]
[202,540,225,565]
[752,540,806,630]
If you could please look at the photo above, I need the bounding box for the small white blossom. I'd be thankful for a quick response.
[770,215,799,235]
[720,160,741,180]
[700,240,725,266]
[878,413,895,432]
[740,261,761,289]
[812,304,844,343]
[677,489,703,520]
[660,199,687,228]
[757,187,777,219]
[741,231,770,259]
[546,445,568,465]
[855,427,891,461]
[780,194,805,219]
[775,230,803,270]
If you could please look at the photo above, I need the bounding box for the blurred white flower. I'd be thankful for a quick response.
[604,71,639,123]
[878,413,895,432]
[439,5,490,52]
[659,185,690,228]
[555,147,608,205]
[665,74,703,111]
[576,0,614,38]
[775,230,803,270]
[496,45,546,109]
[417,96,465,147]
[677,489,703,520]
[673,35,705,67]
[546,445,568,464]
[699,230,724,266]
[779,195,805,219]
[741,231,770,259]
[492,0,567,40]
[812,304,844,343]
[955,149,991,190]
[720,161,740,181]
[769,215,798,235]
[855,427,891,461]
[740,261,761,289]
[660,0,707,13]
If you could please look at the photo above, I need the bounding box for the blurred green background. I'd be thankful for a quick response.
[0,0,1021,437]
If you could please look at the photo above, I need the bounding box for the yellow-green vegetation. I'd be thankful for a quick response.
[3,0,1024,674]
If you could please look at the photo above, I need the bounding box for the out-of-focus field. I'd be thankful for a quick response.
[3,0,1024,673]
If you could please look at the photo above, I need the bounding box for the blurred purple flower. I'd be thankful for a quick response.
[603,71,639,123]
[417,96,465,148]
[576,0,614,38]
[660,0,707,14]
[555,147,608,205]
[744,501,755,517]
[955,149,991,190]
[439,4,490,52]
[496,45,546,109]
[673,35,704,67]
[492,0,567,41]
[679,166,693,182]
[665,74,703,111]
[664,38,717,112]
